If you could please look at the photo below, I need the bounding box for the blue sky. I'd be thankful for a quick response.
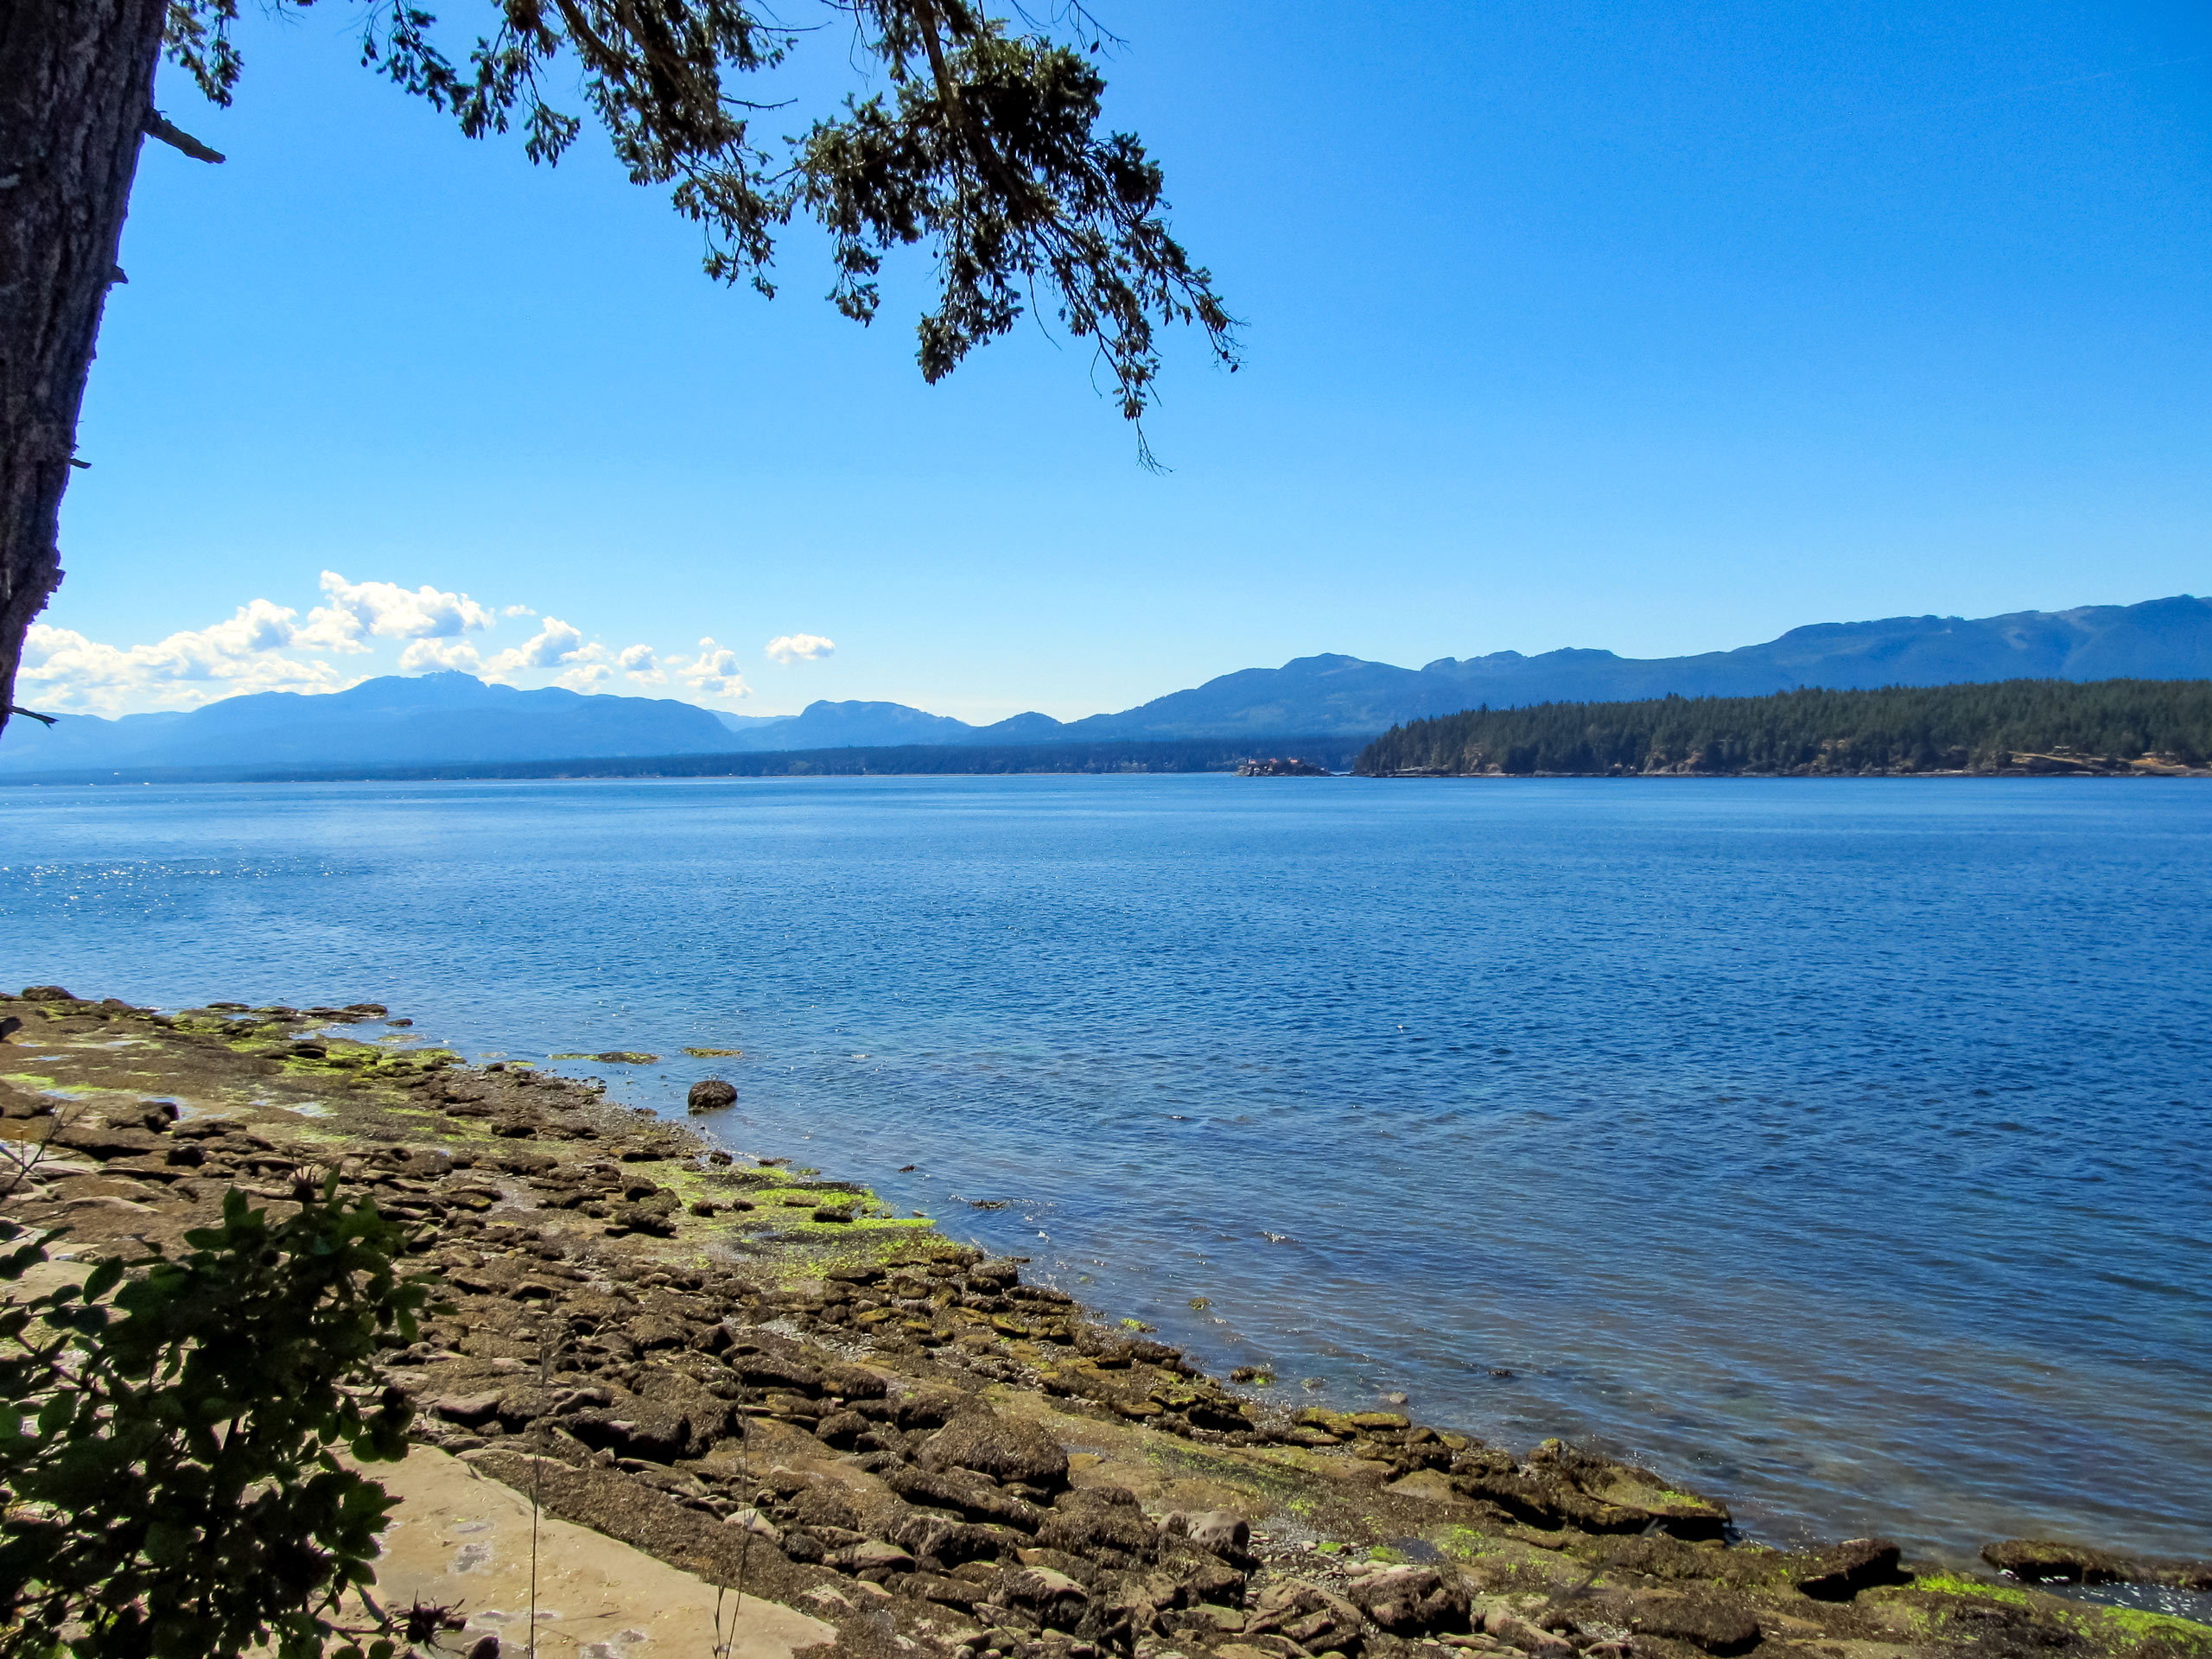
[25,0,2212,721]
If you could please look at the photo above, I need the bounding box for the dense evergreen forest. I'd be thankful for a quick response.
[1353,679,2212,777]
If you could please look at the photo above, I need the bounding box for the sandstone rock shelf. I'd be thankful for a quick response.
[3,986,2204,1659]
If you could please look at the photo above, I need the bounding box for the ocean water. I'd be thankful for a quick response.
[3,775,2207,1561]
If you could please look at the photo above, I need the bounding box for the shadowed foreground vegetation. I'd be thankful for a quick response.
[1355,679,2212,777]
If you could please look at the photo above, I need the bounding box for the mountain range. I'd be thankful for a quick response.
[4,594,2207,777]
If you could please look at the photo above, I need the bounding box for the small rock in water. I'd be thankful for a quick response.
[688,1078,738,1113]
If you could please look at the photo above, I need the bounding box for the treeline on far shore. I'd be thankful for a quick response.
[1353,678,2212,777]
[0,735,1371,786]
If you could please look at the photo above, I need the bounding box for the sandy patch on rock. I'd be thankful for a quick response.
[367,1446,834,1659]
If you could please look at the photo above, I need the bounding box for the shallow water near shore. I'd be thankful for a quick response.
[3,774,2208,1560]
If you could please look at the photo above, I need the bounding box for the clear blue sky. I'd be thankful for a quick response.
[31,0,2212,720]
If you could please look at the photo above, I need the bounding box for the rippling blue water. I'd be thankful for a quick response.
[3,775,2207,1560]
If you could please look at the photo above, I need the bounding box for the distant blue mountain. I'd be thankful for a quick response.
[1045,594,2212,741]
[0,672,736,772]
[703,701,1078,752]
[5,595,2207,776]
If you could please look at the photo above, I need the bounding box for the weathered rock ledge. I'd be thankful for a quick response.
[3,987,2205,1659]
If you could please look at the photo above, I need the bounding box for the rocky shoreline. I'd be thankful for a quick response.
[1370,753,2212,779]
[3,986,2206,1659]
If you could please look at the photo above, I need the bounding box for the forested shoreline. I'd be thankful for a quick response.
[1353,679,2212,777]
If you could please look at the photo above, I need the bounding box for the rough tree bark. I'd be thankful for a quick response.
[0,0,169,738]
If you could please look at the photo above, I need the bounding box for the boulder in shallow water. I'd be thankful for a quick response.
[687,1078,737,1113]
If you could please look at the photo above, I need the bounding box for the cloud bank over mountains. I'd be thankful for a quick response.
[19,572,833,716]
[25,582,2212,753]
[10,595,2207,782]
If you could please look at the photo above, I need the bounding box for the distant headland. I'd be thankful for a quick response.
[1353,679,2212,778]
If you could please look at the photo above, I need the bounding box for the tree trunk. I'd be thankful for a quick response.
[0,0,168,737]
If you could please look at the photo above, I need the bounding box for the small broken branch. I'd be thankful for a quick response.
[0,1096,87,1201]
[144,111,226,163]
[8,706,59,726]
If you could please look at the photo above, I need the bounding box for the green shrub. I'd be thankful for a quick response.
[0,1179,431,1658]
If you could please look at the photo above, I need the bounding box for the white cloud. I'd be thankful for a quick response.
[206,597,303,654]
[18,611,346,716]
[675,637,751,702]
[485,618,588,677]
[617,644,665,686]
[555,662,613,690]
[296,572,496,653]
[397,638,484,673]
[766,632,836,664]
